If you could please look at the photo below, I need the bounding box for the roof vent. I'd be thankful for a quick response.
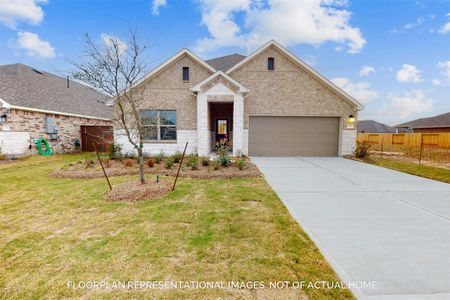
[32,68,43,75]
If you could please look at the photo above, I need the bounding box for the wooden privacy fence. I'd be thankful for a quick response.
[357,133,450,166]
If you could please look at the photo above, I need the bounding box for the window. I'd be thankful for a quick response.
[268,57,275,70]
[182,67,189,81]
[141,110,177,141]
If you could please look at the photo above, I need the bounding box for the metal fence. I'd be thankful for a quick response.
[357,133,450,168]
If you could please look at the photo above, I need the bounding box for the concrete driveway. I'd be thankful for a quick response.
[252,157,450,300]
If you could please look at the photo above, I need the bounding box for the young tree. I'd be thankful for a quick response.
[73,31,152,184]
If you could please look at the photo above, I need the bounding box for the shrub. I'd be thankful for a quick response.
[122,158,134,167]
[146,159,154,168]
[187,155,199,170]
[212,160,221,170]
[0,154,7,161]
[155,153,164,164]
[201,157,210,166]
[236,159,247,170]
[165,158,174,169]
[172,151,182,163]
[83,157,95,169]
[107,143,122,160]
[354,142,371,159]
[216,146,231,167]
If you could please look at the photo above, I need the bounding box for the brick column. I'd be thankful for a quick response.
[197,93,210,156]
[232,94,244,156]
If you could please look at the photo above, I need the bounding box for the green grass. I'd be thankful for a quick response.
[366,157,450,184]
[0,154,353,299]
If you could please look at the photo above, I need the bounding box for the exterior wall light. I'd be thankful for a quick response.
[0,114,7,123]
[348,115,355,123]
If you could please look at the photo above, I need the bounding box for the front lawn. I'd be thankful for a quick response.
[0,155,353,299]
[363,157,450,184]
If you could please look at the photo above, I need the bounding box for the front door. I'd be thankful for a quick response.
[215,119,229,146]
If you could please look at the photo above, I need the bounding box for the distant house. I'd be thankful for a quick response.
[357,120,395,133]
[395,112,450,133]
[0,63,112,156]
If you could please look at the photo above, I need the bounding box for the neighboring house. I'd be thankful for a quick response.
[0,63,112,156]
[358,120,395,133]
[395,112,450,133]
[115,40,363,157]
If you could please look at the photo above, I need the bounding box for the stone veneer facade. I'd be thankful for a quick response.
[117,43,360,157]
[0,107,112,156]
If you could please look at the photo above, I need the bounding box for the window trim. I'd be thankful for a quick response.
[142,110,177,142]
[268,57,275,71]
[182,67,190,82]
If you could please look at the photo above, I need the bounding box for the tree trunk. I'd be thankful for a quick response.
[137,146,145,184]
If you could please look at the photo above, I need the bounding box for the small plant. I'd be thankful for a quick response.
[212,160,221,170]
[103,158,112,168]
[107,143,122,160]
[0,154,7,160]
[165,158,174,169]
[216,145,231,167]
[146,159,155,168]
[187,155,199,170]
[354,142,371,159]
[172,151,182,163]
[83,157,95,169]
[236,158,247,170]
[155,152,164,164]
[122,158,134,167]
[201,157,210,166]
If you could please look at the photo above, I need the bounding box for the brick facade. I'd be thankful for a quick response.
[0,107,111,155]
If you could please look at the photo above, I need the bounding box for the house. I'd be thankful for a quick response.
[358,120,395,133]
[395,112,450,133]
[115,40,363,157]
[0,63,112,156]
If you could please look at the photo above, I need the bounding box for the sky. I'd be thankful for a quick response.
[0,0,449,126]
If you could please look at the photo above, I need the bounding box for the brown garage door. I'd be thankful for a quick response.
[249,116,340,156]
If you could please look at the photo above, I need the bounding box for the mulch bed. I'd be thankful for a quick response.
[52,157,261,179]
[104,179,172,202]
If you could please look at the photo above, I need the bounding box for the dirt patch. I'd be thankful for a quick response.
[104,179,172,202]
[52,157,261,179]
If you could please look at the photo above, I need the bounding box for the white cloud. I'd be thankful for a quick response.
[101,33,127,56]
[331,77,379,104]
[194,0,366,54]
[438,60,450,81]
[438,12,450,34]
[16,31,55,59]
[390,17,424,33]
[396,64,423,83]
[151,0,167,16]
[431,79,441,86]
[359,65,375,77]
[380,90,433,119]
[0,0,47,28]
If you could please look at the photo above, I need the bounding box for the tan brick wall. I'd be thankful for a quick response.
[135,54,213,130]
[229,45,357,129]
[0,108,112,153]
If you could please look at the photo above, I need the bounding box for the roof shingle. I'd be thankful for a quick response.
[395,112,450,129]
[358,120,396,133]
[0,63,111,119]
[205,53,246,71]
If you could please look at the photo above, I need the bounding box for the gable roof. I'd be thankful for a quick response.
[190,71,249,93]
[358,120,395,133]
[395,112,450,129]
[0,63,111,120]
[226,40,364,110]
[205,54,246,71]
[132,48,216,88]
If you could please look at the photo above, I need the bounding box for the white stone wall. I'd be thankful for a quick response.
[115,129,197,156]
[0,132,30,156]
[232,94,244,156]
[242,129,249,156]
[340,129,357,156]
[196,94,210,156]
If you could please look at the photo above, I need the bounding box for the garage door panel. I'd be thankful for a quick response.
[249,116,339,156]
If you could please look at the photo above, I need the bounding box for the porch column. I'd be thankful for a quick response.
[197,93,210,156]
[232,94,244,156]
